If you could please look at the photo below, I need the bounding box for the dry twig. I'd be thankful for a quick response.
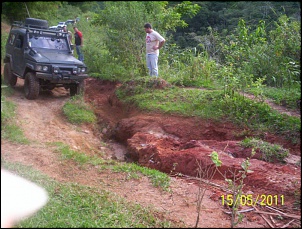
[223,208,255,214]
[281,219,296,228]
[254,206,275,228]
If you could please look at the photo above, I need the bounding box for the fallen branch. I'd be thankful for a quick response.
[265,206,301,219]
[223,208,255,214]
[265,205,286,214]
[253,209,300,220]
[270,215,276,225]
[200,208,222,211]
[181,174,230,192]
[281,219,296,228]
[254,206,275,228]
[254,200,301,220]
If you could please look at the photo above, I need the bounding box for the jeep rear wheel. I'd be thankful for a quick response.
[4,63,17,87]
[24,72,40,100]
[70,81,84,96]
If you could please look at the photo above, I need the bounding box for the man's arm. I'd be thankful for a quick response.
[81,37,83,46]
[78,31,83,46]
[153,39,165,50]
[157,40,165,49]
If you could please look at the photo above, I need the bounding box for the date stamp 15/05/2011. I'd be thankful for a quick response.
[221,194,285,207]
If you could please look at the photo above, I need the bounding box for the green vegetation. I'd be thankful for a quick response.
[62,95,97,125]
[240,137,289,163]
[1,27,9,62]
[2,2,300,99]
[1,87,29,144]
[113,163,170,191]
[51,141,170,191]
[1,160,180,228]
[116,78,300,144]
[259,86,301,110]
[211,150,255,228]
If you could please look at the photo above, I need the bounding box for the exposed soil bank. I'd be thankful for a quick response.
[84,78,301,202]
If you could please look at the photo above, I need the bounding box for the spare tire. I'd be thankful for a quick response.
[24,18,48,29]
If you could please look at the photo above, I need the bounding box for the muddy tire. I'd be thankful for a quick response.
[3,63,17,87]
[24,72,40,100]
[70,80,84,96]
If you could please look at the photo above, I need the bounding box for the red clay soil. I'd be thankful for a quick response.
[84,78,301,212]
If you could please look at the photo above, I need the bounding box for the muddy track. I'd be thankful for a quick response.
[2,77,301,228]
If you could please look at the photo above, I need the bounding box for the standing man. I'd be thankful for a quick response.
[73,26,84,62]
[63,26,72,45]
[144,23,165,77]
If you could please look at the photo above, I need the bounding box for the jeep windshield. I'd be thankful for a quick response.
[28,36,69,51]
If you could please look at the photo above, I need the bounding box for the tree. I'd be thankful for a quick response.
[91,1,200,78]
[2,2,61,23]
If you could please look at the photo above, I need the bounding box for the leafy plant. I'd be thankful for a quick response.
[240,137,289,163]
[210,150,255,228]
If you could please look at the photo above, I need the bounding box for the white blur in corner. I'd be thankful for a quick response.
[1,169,48,228]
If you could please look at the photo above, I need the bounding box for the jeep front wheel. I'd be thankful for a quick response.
[4,63,17,87]
[24,72,40,100]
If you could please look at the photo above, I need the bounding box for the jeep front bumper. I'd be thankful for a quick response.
[36,72,88,82]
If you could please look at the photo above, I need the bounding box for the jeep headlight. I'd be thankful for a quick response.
[73,68,78,74]
[53,67,60,73]
[36,65,49,72]
[77,67,86,73]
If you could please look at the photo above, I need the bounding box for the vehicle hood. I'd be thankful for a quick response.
[30,50,84,65]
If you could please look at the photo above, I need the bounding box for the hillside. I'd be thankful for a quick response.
[2,76,301,228]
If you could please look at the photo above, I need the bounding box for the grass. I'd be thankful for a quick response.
[112,163,171,191]
[252,85,301,110]
[62,94,97,125]
[116,81,224,120]
[116,78,300,144]
[1,87,30,144]
[240,137,289,163]
[51,141,171,191]
[1,160,181,228]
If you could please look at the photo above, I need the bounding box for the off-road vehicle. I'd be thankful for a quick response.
[3,18,88,100]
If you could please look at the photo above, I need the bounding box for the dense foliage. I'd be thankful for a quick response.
[170,1,301,45]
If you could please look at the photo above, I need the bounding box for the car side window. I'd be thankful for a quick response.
[9,34,16,45]
[15,35,24,49]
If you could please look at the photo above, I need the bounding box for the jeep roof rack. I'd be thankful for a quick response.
[12,21,48,30]
[11,20,69,38]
